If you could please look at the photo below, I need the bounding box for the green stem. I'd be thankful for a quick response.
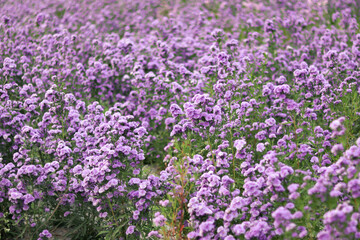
[107,198,117,226]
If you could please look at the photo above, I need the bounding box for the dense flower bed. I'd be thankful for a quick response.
[1,0,360,239]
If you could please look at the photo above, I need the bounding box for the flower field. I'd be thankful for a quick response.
[1,0,360,239]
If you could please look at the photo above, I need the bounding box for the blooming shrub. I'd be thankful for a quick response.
[1,0,360,239]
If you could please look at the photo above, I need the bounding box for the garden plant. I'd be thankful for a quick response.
[1,0,360,239]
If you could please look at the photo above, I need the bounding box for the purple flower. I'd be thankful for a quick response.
[126,225,135,235]
[331,144,344,156]
[272,207,293,228]
[39,230,52,239]
[232,224,245,235]
[234,139,246,151]
[199,221,215,235]
[256,143,265,152]
[169,104,184,117]
[317,231,331,240]
[287,184,299,193]
[211,28,225,39]
[8,189,23,200]
[148,231,162,238]
[265,118,276,126]
[153,212,166,227]
[23,194,35,205]
[264,19,276,33]
[134,127,147,137]
[348,179,360,198]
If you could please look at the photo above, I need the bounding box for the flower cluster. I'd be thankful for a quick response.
[1,0,360,239]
